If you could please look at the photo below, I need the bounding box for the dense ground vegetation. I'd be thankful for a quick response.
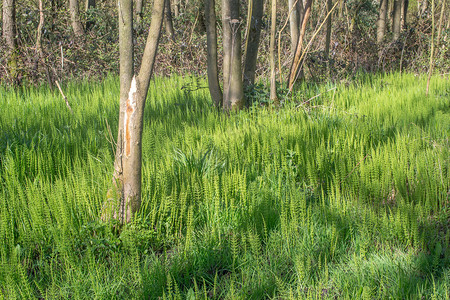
[0,73,448,298]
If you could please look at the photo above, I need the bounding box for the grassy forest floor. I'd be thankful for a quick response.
[0,73,449,299]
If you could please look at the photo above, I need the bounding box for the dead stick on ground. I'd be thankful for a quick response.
[55,80,73,114]
[296,87,336,108]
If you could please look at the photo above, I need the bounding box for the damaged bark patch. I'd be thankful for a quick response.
[124,76,137,158]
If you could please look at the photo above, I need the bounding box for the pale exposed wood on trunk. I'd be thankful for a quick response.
[103,0,165,223]
[205,0,223,108]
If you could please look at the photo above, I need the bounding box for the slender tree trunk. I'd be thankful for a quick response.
[377,0,389,44]
[436,0,446,41]
[69,0,84,37]
[136,0,144,23]
[173,0,179,17]
[36,0,53,87]
[164,0,175,40]
[205,0,223,108]
[288,0,300,51]
[269,0,277,102]
[3,0,18,83]
[324,0,332,63]
[222,0,244,110]
[401,0,408,29]
[288,0,305,87]
[426,0,435,94]
[222,0,231,96]
[393,0,401,40]
[339,0,344,18]
[103,0,165,223]
[243,0,263,89]
[287,0,312,90]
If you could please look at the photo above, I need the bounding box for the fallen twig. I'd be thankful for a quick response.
[55,80,73,114]
[296,87,337,108]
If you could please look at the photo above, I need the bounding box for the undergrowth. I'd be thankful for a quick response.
[0,73,449,299]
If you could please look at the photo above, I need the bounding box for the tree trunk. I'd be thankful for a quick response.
[221,0,231,97]
[173,0,179,17]
[436,0,446,41]
[288,0,305,88]
[401,0,408,29]
[136,0,144,23]
[205,0,223,108]
[36,0,53,87]
[324,0,332,63]
[69,0,84,37]
[3,0,18,83]
[287,0,312,91]
[102,0,165,223]
[377,0,389,44]
[426,0,435,94]
[243,0,263,89]
[164,0,175,40]
[269,0,277,102]
[222,0,244,110]
[393,0,401,40]
[288,0,300,53]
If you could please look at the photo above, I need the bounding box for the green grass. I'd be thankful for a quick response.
[0,73,449,299]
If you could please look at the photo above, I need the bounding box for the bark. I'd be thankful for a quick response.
[136,0,144,23]
[69,0,84,37]
[269,0,277,102]
[401,0,408,29]
[103,0,165,223]
[3,0,16,51]
[243,0,263,88]
[222,0,244,110]
[393,0,401,40]
[377,0,389,44]
[173,0,179,17]
[287,0,312,91]
[288,0,305,88]
[426,0,435,94]
[3,0,18,82]
[205,0,223,108]
[324,0,332,62]
[36,0,52,87]
[221,0,231,95]
[436,0,446,41]
[288,0,300,54]
[164,0,175,40]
